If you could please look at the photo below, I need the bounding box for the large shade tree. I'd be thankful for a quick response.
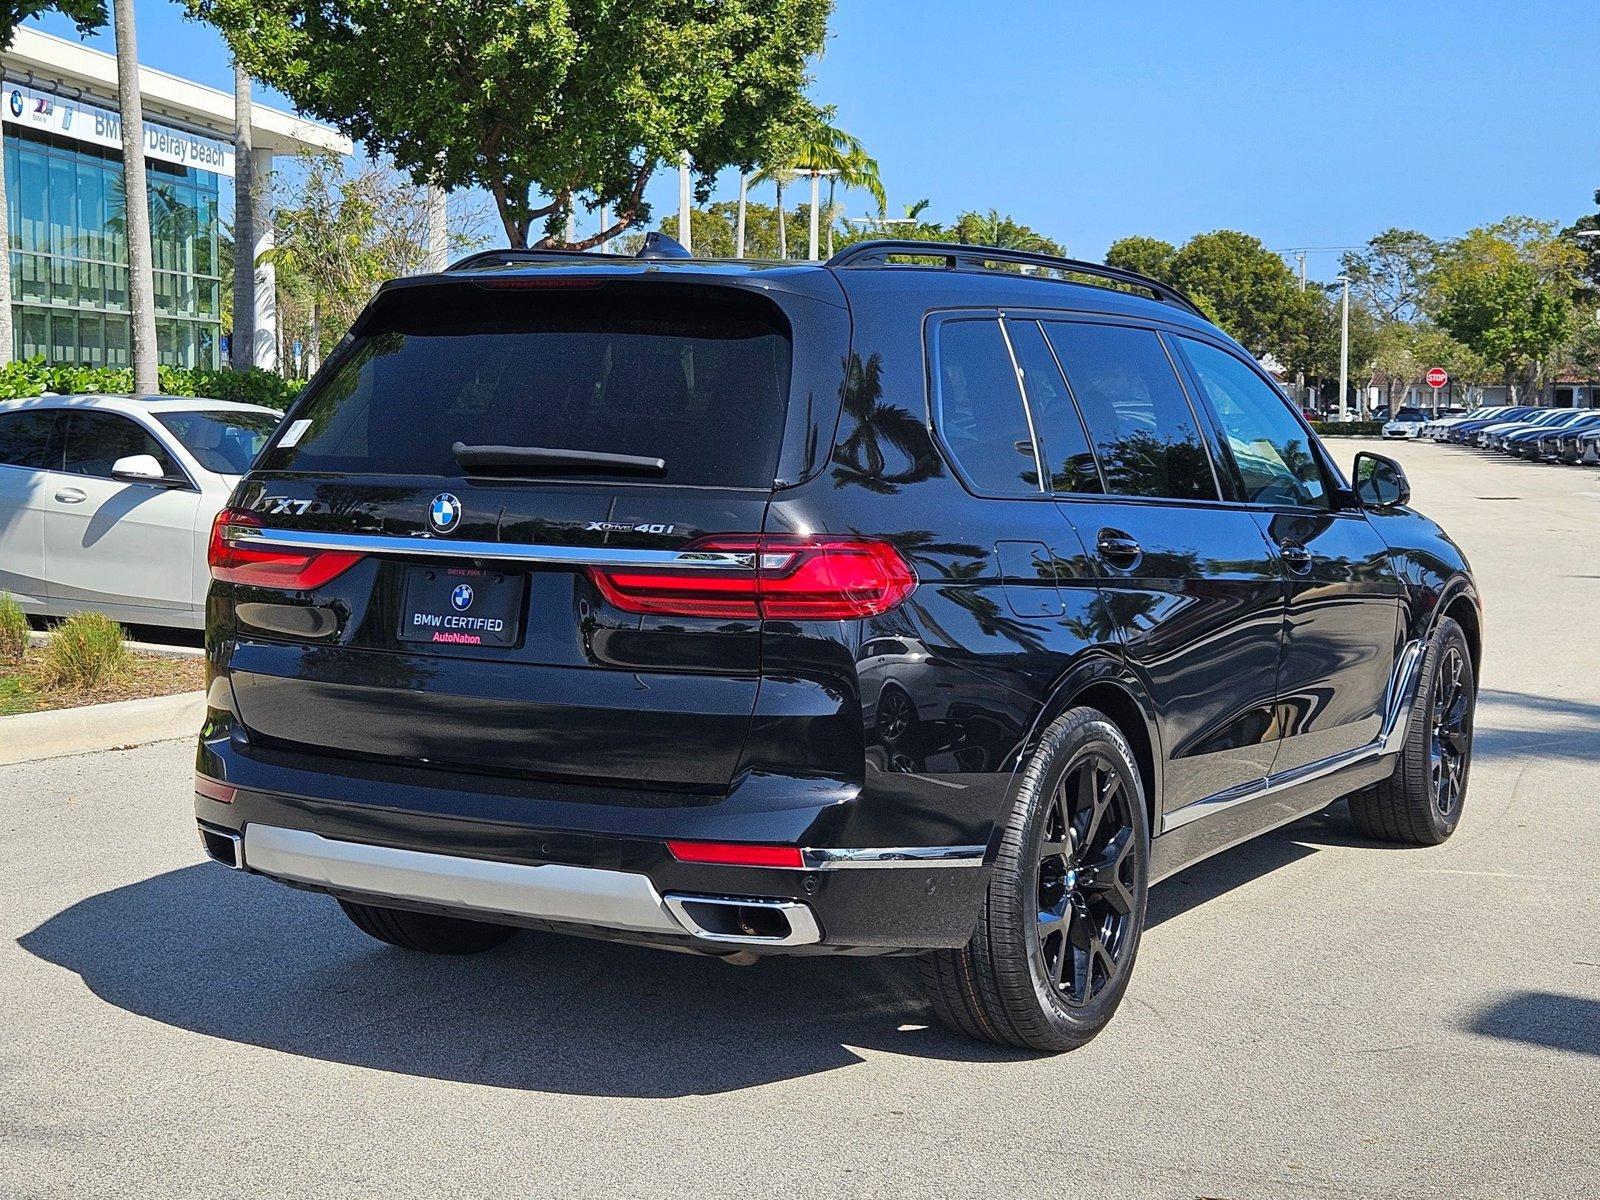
[194,0,831,249]
[0,3,109,366]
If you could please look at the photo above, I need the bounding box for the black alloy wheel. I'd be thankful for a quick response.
[1034,751,1139,1007]
[1430,642,1472,818]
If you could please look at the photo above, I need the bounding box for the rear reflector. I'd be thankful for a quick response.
[666,840,804,869]
[588,535,916,620]
[208,508,363,590]
[195,774,236,804]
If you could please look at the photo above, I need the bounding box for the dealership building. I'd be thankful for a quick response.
[1,27,349,370]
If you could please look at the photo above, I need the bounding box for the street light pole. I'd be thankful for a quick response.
[1337,274,1351,422]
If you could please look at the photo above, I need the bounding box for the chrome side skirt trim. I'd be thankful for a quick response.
[801,845,987,869]
[1163,637,1426,833]
[225,525,757,572]
[243,824,685,935]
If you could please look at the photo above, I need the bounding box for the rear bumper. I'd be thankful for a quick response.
[194,718,992,955]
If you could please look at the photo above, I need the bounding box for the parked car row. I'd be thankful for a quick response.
[1419,404,1600,464]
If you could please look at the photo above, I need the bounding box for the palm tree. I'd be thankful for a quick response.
[231,56,255,370]
[113,0,159,392]
[750,162,792,258]
[791,120,884,259]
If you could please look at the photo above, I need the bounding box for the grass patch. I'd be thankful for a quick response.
[0,646,203,716]
[0,592,27,664]
[38,611,131,690]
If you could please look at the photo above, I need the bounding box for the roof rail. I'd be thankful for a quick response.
[826,240,1204,317]
[446,246,631,271]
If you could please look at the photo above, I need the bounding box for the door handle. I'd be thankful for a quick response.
[1095,529,1142,568]
[54,487,87,504]
[1278,539,1313,573]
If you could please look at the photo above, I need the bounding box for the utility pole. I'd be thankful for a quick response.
[1297,251,1307,292]
[1337,274,1351,422]
[678,152,692,254]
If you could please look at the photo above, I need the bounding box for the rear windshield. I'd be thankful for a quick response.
[157,409,280,475]
[259,285,792,488]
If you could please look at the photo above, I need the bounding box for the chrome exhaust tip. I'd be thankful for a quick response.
[663,893,821,947]
[197,822,243,869]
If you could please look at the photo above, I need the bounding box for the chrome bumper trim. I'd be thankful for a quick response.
[801,845,986,869]
[224,525,757,571]
[242,824,685,935]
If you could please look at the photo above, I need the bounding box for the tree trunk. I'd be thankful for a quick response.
[735,173,747,259]
[231,57,255,371]
[0,118,12,365]
[307,300,321,375]
[425,186,448,272]
[775,178,787,259]
[114,0,159,393]
[825,176,837,257]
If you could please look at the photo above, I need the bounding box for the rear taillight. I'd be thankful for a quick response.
[208,508,363,590]
[587,535,917,620]
[666,840,804,868]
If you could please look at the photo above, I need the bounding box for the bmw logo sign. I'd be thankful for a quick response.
[8,91,21,119]
[428,492,461,534]
[451,583,474,611]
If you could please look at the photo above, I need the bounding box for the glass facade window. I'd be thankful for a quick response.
[5,126,222,368]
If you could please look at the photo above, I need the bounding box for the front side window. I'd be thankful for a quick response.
[934,318,1039,496]
[0,409,58,469]
[61,412,180,480]
[156,410,280,475]
[1043,322,1218,501]
[1178,338,1329,508]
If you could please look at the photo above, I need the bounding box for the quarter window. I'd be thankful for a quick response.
[1179,338,1329,508]
[61,412,180,480]
[1043,323,1219,501]
[934,318,1039,496]
[0,410,58,469]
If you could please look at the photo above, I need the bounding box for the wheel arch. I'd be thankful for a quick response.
[1439,583,1481,679]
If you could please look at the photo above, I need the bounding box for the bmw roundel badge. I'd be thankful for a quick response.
[428,492,462,534]
[451,583,474,611]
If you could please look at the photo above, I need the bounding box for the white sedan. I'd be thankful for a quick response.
[0,394,281,630]
[1381,406,1428,439]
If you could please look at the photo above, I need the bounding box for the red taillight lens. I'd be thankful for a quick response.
[588,536,916,620]
[207,508,363,590]
[666,840,805,869]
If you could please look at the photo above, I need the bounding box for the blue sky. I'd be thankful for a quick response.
[26,0,1600,280]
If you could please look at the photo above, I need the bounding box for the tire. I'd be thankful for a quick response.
[1349,616,1475,846]
[337,898,520,954]
[919,707,1150,1053]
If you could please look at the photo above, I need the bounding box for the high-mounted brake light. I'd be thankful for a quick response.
[587,535,917,621]
[208,508,363,590]
[666,840,804,869]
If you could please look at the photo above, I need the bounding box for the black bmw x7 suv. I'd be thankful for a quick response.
[194,238,1480,1052]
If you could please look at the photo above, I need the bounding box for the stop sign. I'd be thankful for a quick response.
[1426,367,1448,389]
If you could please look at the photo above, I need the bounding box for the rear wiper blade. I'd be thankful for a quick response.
[451,442,667,476]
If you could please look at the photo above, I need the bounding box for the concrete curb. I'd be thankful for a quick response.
[0,690,205,766]
[25,631,205,660]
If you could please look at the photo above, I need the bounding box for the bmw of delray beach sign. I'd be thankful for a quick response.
[2,79,234,177]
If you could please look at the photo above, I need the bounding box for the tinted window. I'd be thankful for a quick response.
[1044,323,1218,501]
[1179,338,1328,508]
[1395,408,1425,420]
[156,410,280,475]
[260,288,792,488]
[935,318,1039,496]
[0,409,57,469]
[61,412,180,480]
[1005,320,1101,494]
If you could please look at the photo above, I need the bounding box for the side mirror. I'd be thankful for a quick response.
[1353,451,1410,509]
[110,453,173,485]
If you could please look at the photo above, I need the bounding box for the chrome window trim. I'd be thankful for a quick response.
[223,524,759,571]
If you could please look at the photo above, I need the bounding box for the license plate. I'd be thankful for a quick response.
[399,566,524,648]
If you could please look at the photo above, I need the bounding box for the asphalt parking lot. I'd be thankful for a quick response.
[2,436,1596,1200]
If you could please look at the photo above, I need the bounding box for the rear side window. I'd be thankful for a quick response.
[934,318,1039,496]
[157,410,281,475]
[61,412,181,480]
[261,286,792,488]
[1005,320,1101,494]
[0,409,57,468]
[1044,323,1219,501]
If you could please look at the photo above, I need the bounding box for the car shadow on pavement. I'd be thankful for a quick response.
[1466,992,1600,1057]
[18,864,1038,1096]
[1472,688,1600,765]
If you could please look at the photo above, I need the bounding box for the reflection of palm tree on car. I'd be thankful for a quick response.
[832,352,943,493]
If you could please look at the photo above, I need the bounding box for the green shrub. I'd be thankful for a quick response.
[0,593,27,665]
[1312,421,1385,437]
[0,357,302,412]
[38,611,130,691]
